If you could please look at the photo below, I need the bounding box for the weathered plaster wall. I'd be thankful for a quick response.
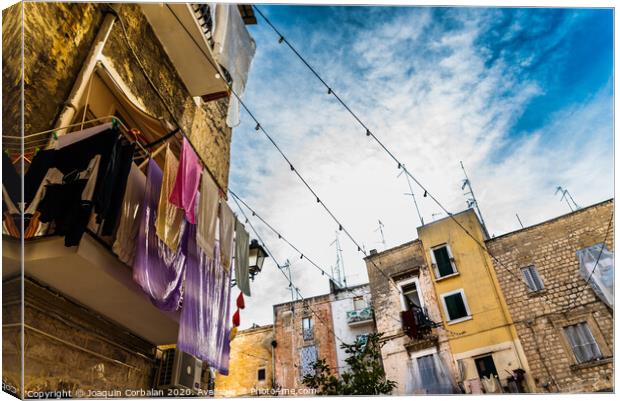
[330,285,375,373]
[486,199,614,393]
[273,295,338,394]
[364,240,455,395]
[214,325,273,397]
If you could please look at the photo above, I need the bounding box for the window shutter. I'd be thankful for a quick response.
[430,249,439,277]
[530,267,544,291]
[522,267,536,291]
[446,245,457,274]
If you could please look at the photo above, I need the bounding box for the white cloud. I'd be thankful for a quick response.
[229,8,613,328]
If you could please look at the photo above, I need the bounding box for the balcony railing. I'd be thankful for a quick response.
[401,306,441,340]
[346,307,374,325]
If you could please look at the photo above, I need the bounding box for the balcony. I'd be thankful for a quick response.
[346,306,374,326]
[401,306,441,347]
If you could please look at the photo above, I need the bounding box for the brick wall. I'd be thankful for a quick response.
[273,295,338,394]
[486,199,614,392]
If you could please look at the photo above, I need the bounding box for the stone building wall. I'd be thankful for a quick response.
[4,2,232,190]
[4,277,157,397]
[486,199,614,392]
[364,240,456,395]
[273,295,338,394]
[214,325,274,397]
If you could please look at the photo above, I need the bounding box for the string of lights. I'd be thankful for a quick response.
[250,6,576,311]
[230,189,409,328]
[229,190,341,284]
[230,193,352,347]
[164,4,406,299]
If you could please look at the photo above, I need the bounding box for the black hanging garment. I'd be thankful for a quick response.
[24,128,133,246]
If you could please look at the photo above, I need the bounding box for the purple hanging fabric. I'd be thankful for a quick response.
[133,159,186,311]
[178,223,232,374]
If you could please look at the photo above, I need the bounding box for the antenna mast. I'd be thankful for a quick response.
[281,259,296,301]
[330,231,347,288]
[398,164,424,226]
[460,161,489,237]
[374,220,386,249]
[555,186,580,212]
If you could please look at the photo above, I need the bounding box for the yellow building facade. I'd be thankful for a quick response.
[214,325,274,397]
[417,209,534,392]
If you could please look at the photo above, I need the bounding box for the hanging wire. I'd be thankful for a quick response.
[163,4,405,299]
[250,6,579,311]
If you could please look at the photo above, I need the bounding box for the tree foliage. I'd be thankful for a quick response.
[301,333,397,395]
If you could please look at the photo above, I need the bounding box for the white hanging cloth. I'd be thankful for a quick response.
[577,243,614,308]
[211,3,256,127]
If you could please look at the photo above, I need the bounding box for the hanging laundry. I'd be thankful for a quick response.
[177,224,232,374]
[55,122,113,149]
[155,146,185,250]
[133,160,186,311]
[197,172,220,258]
[169,138,202,224]
[229,326,238,342]
[112,164,146,266]
[25,155,101,246]
[98,140,136,235]
[211,3,256,127]
[234,219,251,296]
[219,201,235,271]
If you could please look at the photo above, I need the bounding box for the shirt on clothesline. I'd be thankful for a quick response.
[219,200,235,271]
[169,138,202,224]
[155,146,185,251]
[112,163,146,266]
[197,172,220,259]
[234,219,251,296]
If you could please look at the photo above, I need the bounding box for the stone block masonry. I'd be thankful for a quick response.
[486,199,614,392]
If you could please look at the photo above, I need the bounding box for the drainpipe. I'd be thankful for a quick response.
[53,5,119,136]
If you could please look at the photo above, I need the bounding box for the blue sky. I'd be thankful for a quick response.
[228,6,614,327]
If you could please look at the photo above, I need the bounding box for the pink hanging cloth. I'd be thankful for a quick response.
[169,138,202,224]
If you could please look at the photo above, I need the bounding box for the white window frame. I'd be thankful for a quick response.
[521,265,545,292]
[430,244,459,281]
[440,288,472,325]
[398,277,425,312]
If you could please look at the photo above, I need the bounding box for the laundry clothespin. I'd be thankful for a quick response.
[34,146,41,155]
[111,117,119,129]
[52,131,58,140]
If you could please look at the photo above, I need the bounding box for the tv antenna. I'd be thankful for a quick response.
[281,259,297,301]
[460,161,489,238]
[374,220,386,249]
[397,164,424,226]
[329,231,347,288]
[554,186,580,212]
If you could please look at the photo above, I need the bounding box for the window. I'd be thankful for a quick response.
[441,289,471,323]
[474,355,498,379]
[431,245,457,279]
[563,322,603,364]
[398,277,424,312]
[402,282,422,311]
[522,265,544,292]
[408,352,454,394]
[257,368,266,381]
[353,296,367,310]
[300,345,317,377]
[302,317,313,340]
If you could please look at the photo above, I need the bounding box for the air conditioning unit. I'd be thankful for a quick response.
[155,347,203,393]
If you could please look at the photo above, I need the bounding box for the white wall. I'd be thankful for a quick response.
[329,285,376,373]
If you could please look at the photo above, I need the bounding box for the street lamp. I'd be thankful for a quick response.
[248,239,268,280]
